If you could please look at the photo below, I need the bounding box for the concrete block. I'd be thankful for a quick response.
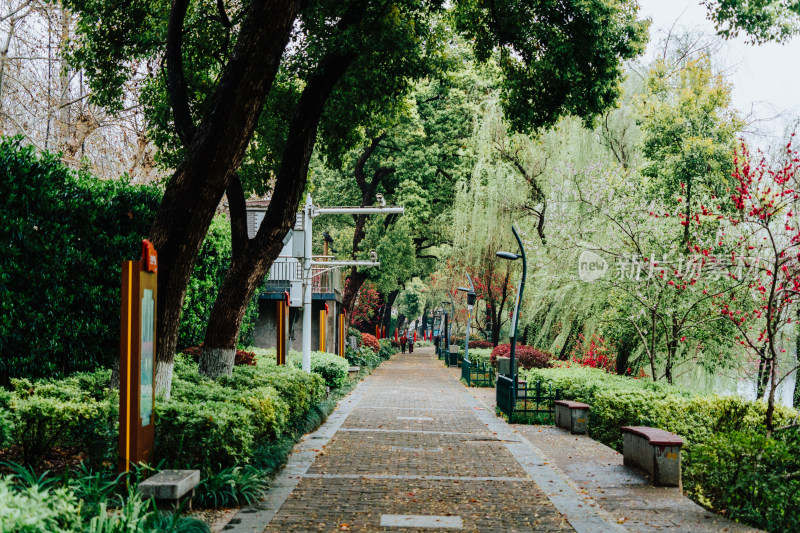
[554,401,591,434]
[622,427,683,489]
[496,357,517,377]
[138,469,200,501]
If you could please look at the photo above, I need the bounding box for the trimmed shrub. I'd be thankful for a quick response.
[9,377,109,467]
[465,348,492,366]
[0,138,161,380]
[216,364,325,425]
[490,344,552,369]
[0,388,14,449]
[360,333,380,352]
[450,337,494,349]
[686,430,800,532]
[346,346,381,369]
[288,351,349,390]
[155,399,255,470]
[378,339,397,359]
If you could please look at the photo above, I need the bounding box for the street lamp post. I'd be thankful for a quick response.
[457,273,477,363]
[496,224,527,400]
[442,298,453,361]
[300,194,404,372]
[439,303,447,359]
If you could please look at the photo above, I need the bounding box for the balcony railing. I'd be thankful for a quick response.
[263,256,342,295]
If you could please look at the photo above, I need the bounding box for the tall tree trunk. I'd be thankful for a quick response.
[149,0,303,395]
[382,289,399,335]
[615,336,633,375]
[765,356,777,434]
[199,47,357,378]
[757,354,770,399]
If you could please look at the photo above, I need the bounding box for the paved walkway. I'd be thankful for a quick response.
[224,348,758,532]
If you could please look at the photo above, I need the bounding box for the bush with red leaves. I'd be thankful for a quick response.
[468,340,494,349]
[234,349,257,366]
[181,344,257,366]
[489,343,552,369]
[360,333,380,353]
[449,338,494,349]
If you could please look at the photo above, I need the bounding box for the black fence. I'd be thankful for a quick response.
[496,375,560,424]
[461,358,495,387]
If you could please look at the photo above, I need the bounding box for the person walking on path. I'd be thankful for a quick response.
[400,331,408,353]
[408,331,414,353]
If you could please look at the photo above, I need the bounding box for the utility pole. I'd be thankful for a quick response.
[300,194,404,372]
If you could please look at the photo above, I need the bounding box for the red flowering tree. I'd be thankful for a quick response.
[569,333,616,373]
[468,259,517,346]
[428,259,516,346]
[349,280,382,331]
[716,139,800,432]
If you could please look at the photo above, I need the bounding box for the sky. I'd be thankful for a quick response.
[638,0,800,146]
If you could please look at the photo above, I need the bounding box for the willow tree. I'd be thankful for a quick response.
[65,0,647,388]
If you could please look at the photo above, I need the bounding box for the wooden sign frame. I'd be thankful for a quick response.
[277,300,288,365]
[119,260,157,472]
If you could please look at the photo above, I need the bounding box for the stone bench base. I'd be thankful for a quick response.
[554,400,590,434]
[138,469,200,510]
[621,426,683,489]
[348,366,360,378]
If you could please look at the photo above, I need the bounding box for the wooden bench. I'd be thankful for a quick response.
[138,469,200,510]
[621,426,683,488]
[554,400,590,434]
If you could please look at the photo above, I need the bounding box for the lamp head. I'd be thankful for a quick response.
[496,251,520,260]
[457,287,470,293]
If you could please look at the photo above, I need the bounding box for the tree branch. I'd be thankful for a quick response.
[166,0,197,145]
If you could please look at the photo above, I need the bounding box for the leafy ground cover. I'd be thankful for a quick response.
[524,366,800,532]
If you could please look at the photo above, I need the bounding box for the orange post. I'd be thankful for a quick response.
[319,309,326,352]
[277,301,287,365]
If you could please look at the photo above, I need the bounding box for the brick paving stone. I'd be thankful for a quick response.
[341,407,489,434]
[263,477,572,533]
[307,430,527,478]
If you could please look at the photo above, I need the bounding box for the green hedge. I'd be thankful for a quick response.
[287,351,350,390]
[465,348,492,366]
[0,138,161,380]
[0,354,327,472]
[0,138,260,380]
[524,366,799,532]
